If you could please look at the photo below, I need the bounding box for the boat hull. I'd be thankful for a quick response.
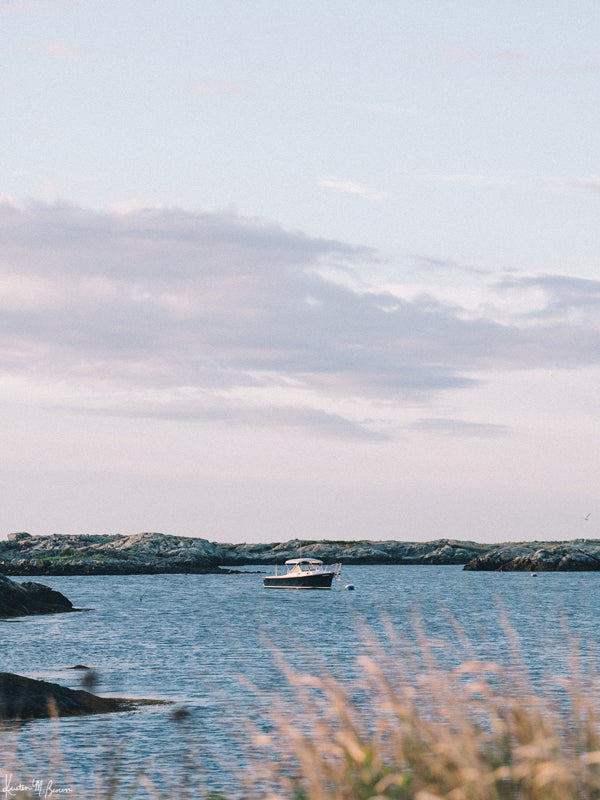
[263,572,335,589]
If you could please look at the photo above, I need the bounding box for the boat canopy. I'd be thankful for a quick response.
[284,558,324,565]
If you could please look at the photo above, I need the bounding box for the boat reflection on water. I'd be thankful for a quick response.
[263,558,341,589]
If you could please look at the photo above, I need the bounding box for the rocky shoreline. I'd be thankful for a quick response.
[0,531,227,576]
[0,573,77,617]
[1,531,600,573]
[0,672,165,719]
[462,541,600,571]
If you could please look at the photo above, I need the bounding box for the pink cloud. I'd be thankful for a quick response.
[26,40,82,60]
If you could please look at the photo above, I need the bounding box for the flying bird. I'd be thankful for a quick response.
[585,513,591,521]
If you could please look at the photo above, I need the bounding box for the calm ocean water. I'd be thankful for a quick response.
[2,565,600,796]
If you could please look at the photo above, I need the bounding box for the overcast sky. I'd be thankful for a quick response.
[1,0,598,543]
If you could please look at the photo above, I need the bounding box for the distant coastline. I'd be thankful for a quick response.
[1,531,600,573]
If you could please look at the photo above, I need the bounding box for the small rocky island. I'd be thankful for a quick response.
[0,531,227,575]
[1,531,600,573]
[0,573,75,616]
[0,673,158,719]
[462,541,600,571]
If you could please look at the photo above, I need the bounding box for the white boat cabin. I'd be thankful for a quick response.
[283,558,327,574]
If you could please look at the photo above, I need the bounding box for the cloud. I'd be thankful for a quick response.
[81,401,389,441]
[316,177,388,201]
[0,200,599,438]
[25,40,82,60]
[409,254,489,278]
[493,274,600,334]
[411,418,509,438]
[558,176,600,193]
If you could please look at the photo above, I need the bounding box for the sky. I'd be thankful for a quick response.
[0,0,598,544]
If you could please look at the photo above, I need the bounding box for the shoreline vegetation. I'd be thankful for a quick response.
[1,531,600,574]
[3,624,600,799]
[240,629,600,800]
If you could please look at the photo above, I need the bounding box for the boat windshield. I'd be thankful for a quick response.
[288,561,322,573]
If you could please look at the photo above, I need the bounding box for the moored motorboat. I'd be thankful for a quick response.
[263,558,341,589]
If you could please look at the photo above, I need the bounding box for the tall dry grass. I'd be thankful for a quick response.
[242,620,600,800]
[3,619,600,799]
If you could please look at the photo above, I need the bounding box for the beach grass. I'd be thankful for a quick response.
[3,620,600,799]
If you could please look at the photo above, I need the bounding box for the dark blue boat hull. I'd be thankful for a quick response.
[263,572,335,589]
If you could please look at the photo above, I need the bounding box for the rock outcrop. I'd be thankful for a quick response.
[248,538,600,571]
[0,531,227,576]
[0,673,160,719]
[464,541,600,571]
[0,532,489,574]
[221,538,489,565]
[0,574,74,617]
[3,532,600,573]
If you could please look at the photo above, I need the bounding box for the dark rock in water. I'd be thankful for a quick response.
[0,574,74,617]
[19,580,72,609]
[0,673,160,720]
